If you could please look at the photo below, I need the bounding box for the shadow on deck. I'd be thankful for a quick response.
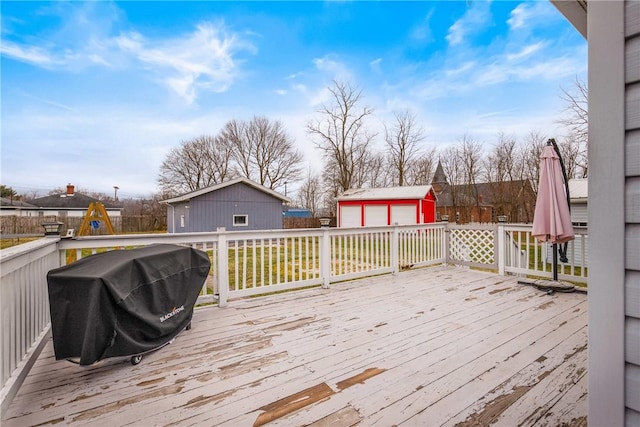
[2,266,587,426]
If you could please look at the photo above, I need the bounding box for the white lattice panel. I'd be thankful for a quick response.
[449,228,495,265]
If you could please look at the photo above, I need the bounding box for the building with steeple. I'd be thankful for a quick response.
[430,161,535,224]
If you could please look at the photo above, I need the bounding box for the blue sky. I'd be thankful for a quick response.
[1,1,586,198]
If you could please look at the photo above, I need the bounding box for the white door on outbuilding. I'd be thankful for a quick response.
[364,205,388,227]
[390,205,416,225]
[340,205,362,227]
[570,204,588,225]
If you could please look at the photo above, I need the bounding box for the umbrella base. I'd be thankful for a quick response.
[517,279,576,294]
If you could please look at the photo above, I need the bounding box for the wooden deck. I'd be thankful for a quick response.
[2,266,588,426]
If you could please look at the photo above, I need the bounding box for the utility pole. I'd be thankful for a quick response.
[113,186,119,201]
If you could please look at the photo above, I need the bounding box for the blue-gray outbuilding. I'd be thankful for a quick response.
[162,178,290,233]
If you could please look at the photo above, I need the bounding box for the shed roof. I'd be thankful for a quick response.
[337,185,434,201]
[568,178,588,202]
[161,177,291,204]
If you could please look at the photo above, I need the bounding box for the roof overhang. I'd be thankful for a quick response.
[337,185,435,202]
[161,177,291,205]
[550,0,587,39]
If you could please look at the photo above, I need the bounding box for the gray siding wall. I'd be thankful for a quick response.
[588,2,627,424]
[177,183,283,233]
[626,1,640,424]
[168,202,190,233]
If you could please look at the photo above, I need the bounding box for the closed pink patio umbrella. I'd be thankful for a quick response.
[532,139,575,281]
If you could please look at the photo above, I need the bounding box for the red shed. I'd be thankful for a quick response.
[336,185,437,227]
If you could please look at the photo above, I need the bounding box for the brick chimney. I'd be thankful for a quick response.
[66,184,75,196]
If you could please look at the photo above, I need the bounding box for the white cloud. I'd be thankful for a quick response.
[114,23,256,104]
[308,86,332,107]
[312,55,352,81]
[414,36,585,102]
[1,105,230,196]
[446,1,493,47]
[506,42,545,61]
[369,58,382,72]
[87,54,111,67]
[507,3,529,30]
[0,1,125,70]
[410,8,436,44]
[1,2,256,105]
[445,61,475,77]
[507,2,558,32]
[288,82,330,107]
[0,40,54,66]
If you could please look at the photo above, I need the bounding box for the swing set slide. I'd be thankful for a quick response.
[77,202,115,236]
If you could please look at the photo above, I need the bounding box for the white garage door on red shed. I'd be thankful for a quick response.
[340,205,362,227]
[390,205,416,225]
[336,185,437,228]
[364,205,388,226]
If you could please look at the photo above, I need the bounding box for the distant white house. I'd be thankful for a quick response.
[544,178,589,267]
[0,198,37,217]
[568,178,588,226]
[2,184,122,218]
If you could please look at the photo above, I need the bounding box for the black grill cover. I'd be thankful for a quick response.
[47,244,211,365]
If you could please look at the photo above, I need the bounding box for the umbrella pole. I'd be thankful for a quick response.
[552,242,558,281]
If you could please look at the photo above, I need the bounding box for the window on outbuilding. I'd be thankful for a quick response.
[233,214,248,227]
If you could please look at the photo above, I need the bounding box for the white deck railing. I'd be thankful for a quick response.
[0,238,59,415]
[500,224,589,282]
[0,222,587,415]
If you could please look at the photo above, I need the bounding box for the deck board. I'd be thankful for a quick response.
[2,266,588,426]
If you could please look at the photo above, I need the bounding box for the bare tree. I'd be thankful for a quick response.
[295,170,323,217]
[484,132,519,183]
[522,130,548,195]
[384,110,426,186]
[355,150,389,188]
[439,135,483,223]
[220,116,303,191]
[439,145,464,221]
[407,147,438,185]
[118,193,168,231]
[557,78,588,177]
[484,132,533,221]
[157,135,233,196]
[455,135,482,222]
[307,80,376,193]
[459,134,484,187]
[557,133,588,179]
[558,78,588,144]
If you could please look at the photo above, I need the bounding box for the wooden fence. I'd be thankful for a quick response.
[283,217,337,229]
[0,215,166,235]
[2,215,334,235]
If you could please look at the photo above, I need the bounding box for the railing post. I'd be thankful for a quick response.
[216,228,229,307]
[59,245,66,267]
[391,225,399,276]
[321,229,331,288]
[443,222,450,266]
[497,224,505,275]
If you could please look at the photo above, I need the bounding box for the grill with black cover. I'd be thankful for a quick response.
[47,244,211,366]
